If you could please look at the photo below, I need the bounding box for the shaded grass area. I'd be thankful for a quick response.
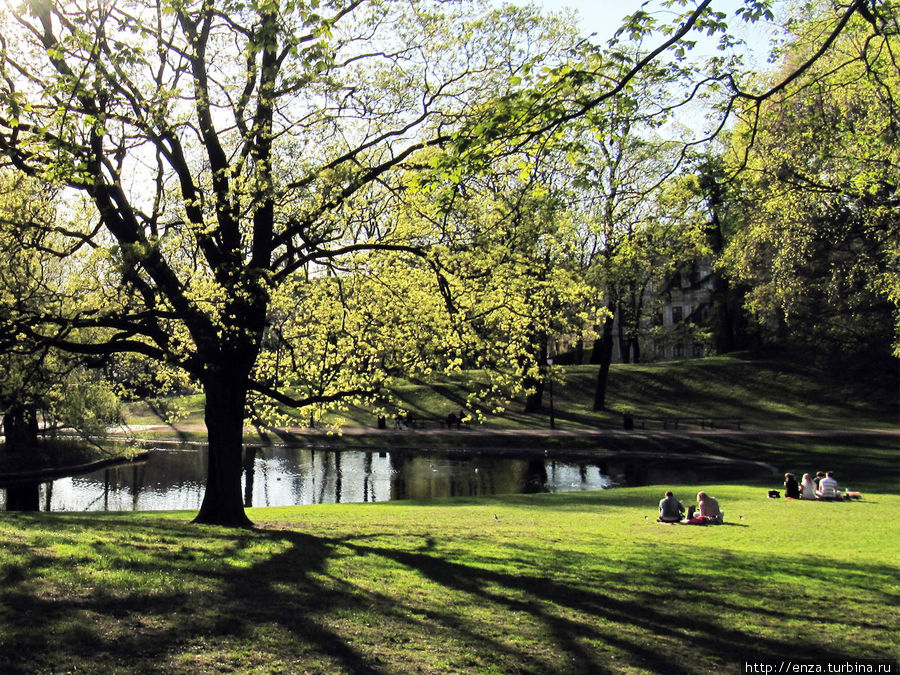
[119,354,899,433]
[686,433,899,493]
[0,486,897,674]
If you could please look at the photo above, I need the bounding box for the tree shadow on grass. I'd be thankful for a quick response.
[0,515,378,674]
[0,514,896,674]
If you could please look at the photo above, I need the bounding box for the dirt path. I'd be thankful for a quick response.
[113,423,899,440]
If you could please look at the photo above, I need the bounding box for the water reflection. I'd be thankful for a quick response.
[1,444,763,513]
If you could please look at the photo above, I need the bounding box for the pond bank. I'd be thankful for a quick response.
[0,449,150,486]
[111,423,899,448]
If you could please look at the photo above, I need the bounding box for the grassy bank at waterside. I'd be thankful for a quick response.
[1,485,897,674]
[121,353,900,433]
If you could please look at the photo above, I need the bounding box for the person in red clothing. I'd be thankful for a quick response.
[683,491,722,525]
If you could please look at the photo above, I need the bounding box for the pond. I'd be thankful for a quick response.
[0,443,770,513]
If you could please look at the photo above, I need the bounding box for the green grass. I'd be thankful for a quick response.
[119,354,899,433]
[1,486,897,674]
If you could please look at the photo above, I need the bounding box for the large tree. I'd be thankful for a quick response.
[0,0,580,525]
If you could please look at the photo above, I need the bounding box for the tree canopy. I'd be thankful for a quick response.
[719,0,899,358]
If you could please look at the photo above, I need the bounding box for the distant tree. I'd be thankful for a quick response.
[688,153,753,355]
[406,150,596,415]
[0,173,121,450]
[718,1,900,360]
[559,64,708,409]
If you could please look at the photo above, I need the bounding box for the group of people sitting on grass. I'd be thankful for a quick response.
[783,471,860,500]
[657,490,723,525]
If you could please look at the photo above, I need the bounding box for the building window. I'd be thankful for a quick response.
[671,306,683,324]
[673,343,684,358]
[692,343,704,358]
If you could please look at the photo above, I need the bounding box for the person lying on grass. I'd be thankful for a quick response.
[658,491,685,523]
[683,491,723,525]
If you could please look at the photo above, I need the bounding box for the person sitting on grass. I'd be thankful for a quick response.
[816,471,841,500]
[683,491,723,525]
[658,491,685,523]
[800,473,817,500]
[784,473,800,499]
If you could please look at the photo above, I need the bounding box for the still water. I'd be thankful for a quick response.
[0,444,761,513]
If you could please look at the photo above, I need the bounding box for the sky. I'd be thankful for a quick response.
[522,0,788,135]
[534,0,782,68]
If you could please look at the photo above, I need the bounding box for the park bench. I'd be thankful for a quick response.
[409,416,464,429]
[377,414,470,430]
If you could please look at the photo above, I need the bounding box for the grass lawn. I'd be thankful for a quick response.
[1,485,897,674]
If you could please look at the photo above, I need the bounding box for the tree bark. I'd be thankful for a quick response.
[592,304,616,411]
[193,369,254,527]
[2,404,39,452]
[523,339,547,413]
[6,483,40,511]
[617,303,630,363]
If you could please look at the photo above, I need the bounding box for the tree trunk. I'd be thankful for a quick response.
[617,303,630,364]
[593,306,616,411]
[523,379,545,413]
[523,339,547,413]
[701,175,748,355]
[193,370,253,527]
[573,338,584,365]
[2,404,39,452]
[6,483,40,511]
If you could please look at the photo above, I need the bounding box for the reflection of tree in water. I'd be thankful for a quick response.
[390,453,408,501]
[243,447,257,508]
[624,463,646,486]
[523,460,549,494]
[5,483,40,511]
[4,447,769,511]
[335,452,342,504]
[363,452,373,503]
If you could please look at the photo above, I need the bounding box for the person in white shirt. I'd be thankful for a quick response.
[698,491,722,523]
[800,473,817,499]
[816,471,841,500]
